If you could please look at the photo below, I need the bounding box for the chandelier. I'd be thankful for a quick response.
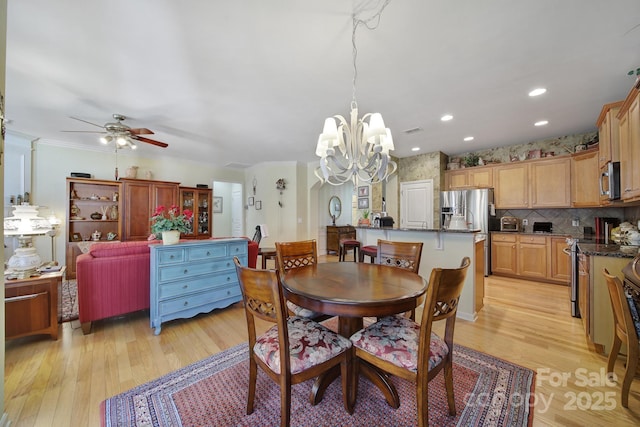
[315,1,397,186]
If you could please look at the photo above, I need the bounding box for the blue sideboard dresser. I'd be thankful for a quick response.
[150,238,248,334]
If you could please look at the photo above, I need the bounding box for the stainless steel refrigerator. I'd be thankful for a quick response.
[441,188,496,276]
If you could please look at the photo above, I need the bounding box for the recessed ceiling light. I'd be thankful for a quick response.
[534,120,549,126]
[463,136,474,142]
[440,114,453,122]
[529,88,547,97]
[411,147,420,152]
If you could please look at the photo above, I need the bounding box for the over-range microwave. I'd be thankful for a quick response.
[600,161,621,200]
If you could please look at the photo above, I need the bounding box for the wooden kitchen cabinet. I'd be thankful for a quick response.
[179,187,212,239]
[445,166,493,190]
[491,233,517,275]
[518,234,547,280]
[493,163,529,208]
[549,237,571,283]
[571,149,600,207]
[618,83,640,202]
[121,178,180,241]
[530,158,571,208]
[491,232,569,284]
[596,100,623,169]
[326,225,356,255]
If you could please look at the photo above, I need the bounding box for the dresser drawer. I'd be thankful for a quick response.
[156,248,186,265]
[159,284,241,315]
[157,258,235,282]
[492,234,517,243]
[229,241,248,257]
[187,244,228,260]
[158,273,237,300]
[519,235,546,245]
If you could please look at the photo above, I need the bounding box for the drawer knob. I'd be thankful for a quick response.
[206,251,210,256]
[170,255,175,259]
[183,285,188,289]
[183,269,188,274]
[227,276,231,281]
[226,262,231,267]
[184,301,188,306]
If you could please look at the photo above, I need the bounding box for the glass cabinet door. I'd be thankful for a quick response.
[196,190,211,237]
[180,190,195,237]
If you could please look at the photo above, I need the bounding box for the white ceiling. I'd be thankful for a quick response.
[5,0,640,168]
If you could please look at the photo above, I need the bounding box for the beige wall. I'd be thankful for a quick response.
[1,0,7,417]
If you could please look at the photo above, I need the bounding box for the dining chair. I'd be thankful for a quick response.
[350,256,471,427]
[233,258,354,427]
[275,239,328,320]
[602,268,640,408]
[376,239,424,320]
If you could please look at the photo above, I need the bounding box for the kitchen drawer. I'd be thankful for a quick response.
[158,273,238,300]
[158,284,241,315]
[157,258,234,282]
[492,234,517,243]
[519,235,546,245]
[156,248,186,265]
[187,244,228,260]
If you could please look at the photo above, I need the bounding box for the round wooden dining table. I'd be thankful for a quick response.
[282,261,427,408]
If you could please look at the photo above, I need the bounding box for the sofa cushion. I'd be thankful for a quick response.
[89,240,160,258]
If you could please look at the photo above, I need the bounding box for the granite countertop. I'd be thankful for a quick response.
[491,231,573,238]
[578,242,640,258]
[355,226,480,233]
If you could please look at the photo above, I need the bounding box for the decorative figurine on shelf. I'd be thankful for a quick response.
[92,230,102,241]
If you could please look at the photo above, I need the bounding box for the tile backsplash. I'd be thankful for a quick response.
[495,206,640,237]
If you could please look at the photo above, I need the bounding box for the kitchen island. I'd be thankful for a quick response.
[577,242,638,354]
[356,226,483,321]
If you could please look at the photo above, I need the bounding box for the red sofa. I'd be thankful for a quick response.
[76,238,258,334]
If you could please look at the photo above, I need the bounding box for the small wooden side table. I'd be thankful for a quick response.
[258,248,277,269]
[4,267,65,340]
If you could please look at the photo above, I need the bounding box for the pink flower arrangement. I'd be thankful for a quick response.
[150,205,193,237]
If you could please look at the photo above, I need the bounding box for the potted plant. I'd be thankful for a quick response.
[150,205,193,245]
[359,210,371,226]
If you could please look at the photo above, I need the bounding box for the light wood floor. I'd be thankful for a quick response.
[4,256,640,426]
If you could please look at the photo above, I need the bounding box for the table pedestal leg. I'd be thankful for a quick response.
[308,316,399,409]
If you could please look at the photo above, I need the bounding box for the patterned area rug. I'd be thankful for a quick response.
[102,342,535,426]
[60,279,79,322]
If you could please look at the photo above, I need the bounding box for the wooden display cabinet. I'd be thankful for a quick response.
[120,178,180,241]
[326,225,356,255]
[66,178,122,279]
[179,187,212,239]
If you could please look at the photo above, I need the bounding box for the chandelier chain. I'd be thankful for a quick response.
[351,0,392,108]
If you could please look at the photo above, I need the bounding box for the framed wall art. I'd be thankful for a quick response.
[248,196,254,206]
[357,186,369,197]
[358,197,369,209]
[255,200,262,210]
[213,196,223,213]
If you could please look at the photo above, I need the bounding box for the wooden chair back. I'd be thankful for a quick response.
[602,268,639,408]
[234,257,289,361]
[275,240,318,274]
[376,239,423,273]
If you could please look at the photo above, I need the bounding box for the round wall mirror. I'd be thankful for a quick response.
[328,196,342,221]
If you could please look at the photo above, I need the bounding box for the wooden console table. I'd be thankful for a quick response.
[326,225,356,255]
[4,267,66,340]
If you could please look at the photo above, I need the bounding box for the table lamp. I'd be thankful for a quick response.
[4,204,52,278]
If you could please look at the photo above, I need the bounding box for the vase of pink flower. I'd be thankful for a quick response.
[150,205,193,245]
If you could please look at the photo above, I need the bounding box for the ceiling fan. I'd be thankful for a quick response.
[63,113,169,149]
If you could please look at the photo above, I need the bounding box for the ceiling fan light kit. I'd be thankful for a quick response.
[65,113,168,149]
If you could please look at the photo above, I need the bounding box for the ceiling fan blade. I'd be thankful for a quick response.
[129,128,154,135]
[133,135,169,148]
[70,116,105,128]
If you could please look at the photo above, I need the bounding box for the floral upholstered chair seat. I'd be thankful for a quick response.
[286,301,321,319]
[350,315,448,372]
[254,316,352,375]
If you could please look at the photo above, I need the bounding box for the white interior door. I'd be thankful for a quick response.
[231,186,243,237]
[400,180,434,229]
